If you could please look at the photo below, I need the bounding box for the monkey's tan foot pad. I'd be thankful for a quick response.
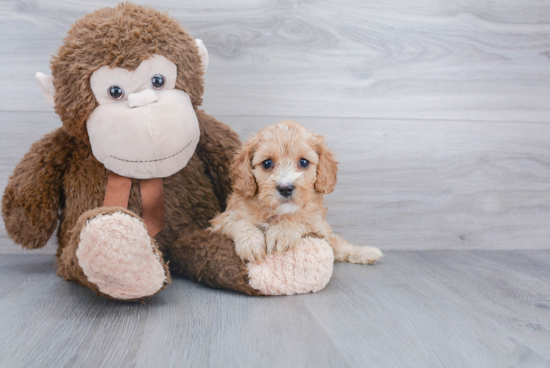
[76,211,169,300]
[247,237,334,296]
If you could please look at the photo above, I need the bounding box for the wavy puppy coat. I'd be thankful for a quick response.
[210,120,383,264]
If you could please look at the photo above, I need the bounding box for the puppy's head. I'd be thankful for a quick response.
[231,120,338,214]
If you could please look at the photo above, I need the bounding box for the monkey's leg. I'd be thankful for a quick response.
[168,229,261,296]
[56,207,170,301]
[169,231,334,296]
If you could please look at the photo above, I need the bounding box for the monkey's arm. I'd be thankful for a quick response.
[2,128,74,249]
[194,110,241,211]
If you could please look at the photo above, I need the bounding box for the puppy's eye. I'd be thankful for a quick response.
[262,159,273,169]
[299,158,309,168]
[108,86,124,100]
[151,74,165,89]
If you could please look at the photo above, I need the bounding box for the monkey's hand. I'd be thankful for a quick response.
[2,128,73,249]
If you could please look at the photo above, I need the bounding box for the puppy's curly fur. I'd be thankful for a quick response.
[210,120,383,264]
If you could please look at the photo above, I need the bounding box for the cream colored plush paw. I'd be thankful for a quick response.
[247,237,334,296]
[235,226,266,263]
[76,212,167,300]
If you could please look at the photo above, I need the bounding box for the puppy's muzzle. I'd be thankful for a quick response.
[277,184,295,198]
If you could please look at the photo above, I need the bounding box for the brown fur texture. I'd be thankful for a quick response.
[2,3,259,299]
[2,129,76,249]
[168,229,262,296]
[51,3,204,142]
[211,121,383,265]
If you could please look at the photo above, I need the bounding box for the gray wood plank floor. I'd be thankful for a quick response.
[1,251,549,368]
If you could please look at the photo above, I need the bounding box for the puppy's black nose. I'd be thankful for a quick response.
[277,184,295,198]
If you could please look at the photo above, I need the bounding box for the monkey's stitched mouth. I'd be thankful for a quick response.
[109,140,193,163]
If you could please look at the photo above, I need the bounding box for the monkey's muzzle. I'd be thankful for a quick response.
[87,89,200,179]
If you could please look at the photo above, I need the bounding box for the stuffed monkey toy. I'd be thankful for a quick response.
[2,3,334,300]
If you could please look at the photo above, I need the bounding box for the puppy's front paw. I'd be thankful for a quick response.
[235,227,266,263]
[266,225,302,254]
[347,246,383,264]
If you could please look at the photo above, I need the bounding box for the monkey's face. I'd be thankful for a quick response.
[86,55,200,179]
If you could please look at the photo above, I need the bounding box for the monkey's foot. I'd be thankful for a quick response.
[75,209,170,300]
[246,237,334,296]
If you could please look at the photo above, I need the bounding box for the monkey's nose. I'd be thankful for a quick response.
[128,89,158,108]
[277,184,295,198]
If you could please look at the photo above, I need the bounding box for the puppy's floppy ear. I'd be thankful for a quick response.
[231,139,257,197]
[314,135,338,194]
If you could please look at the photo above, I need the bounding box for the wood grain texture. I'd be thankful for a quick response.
[2,111,549,253]
[1,3,549,368]
[1,0,549,121]
[0,251,549,368]
[227,115,550,251]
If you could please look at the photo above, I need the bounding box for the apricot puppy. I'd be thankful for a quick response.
[210,120,383,264]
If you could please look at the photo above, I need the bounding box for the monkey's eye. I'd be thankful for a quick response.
[108,86,124,100]
[151,74,165,90]
[262,159,273,170]
[299,158,309,168]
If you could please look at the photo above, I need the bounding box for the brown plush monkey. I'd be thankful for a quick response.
[2,3,333,301]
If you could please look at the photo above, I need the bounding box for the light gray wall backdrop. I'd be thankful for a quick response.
[1,0,550,253]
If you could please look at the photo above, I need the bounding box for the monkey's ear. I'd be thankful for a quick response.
[195,39,209,73]
[35,72,55,107]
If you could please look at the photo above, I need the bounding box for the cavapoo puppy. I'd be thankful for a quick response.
[210,120,383,264]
